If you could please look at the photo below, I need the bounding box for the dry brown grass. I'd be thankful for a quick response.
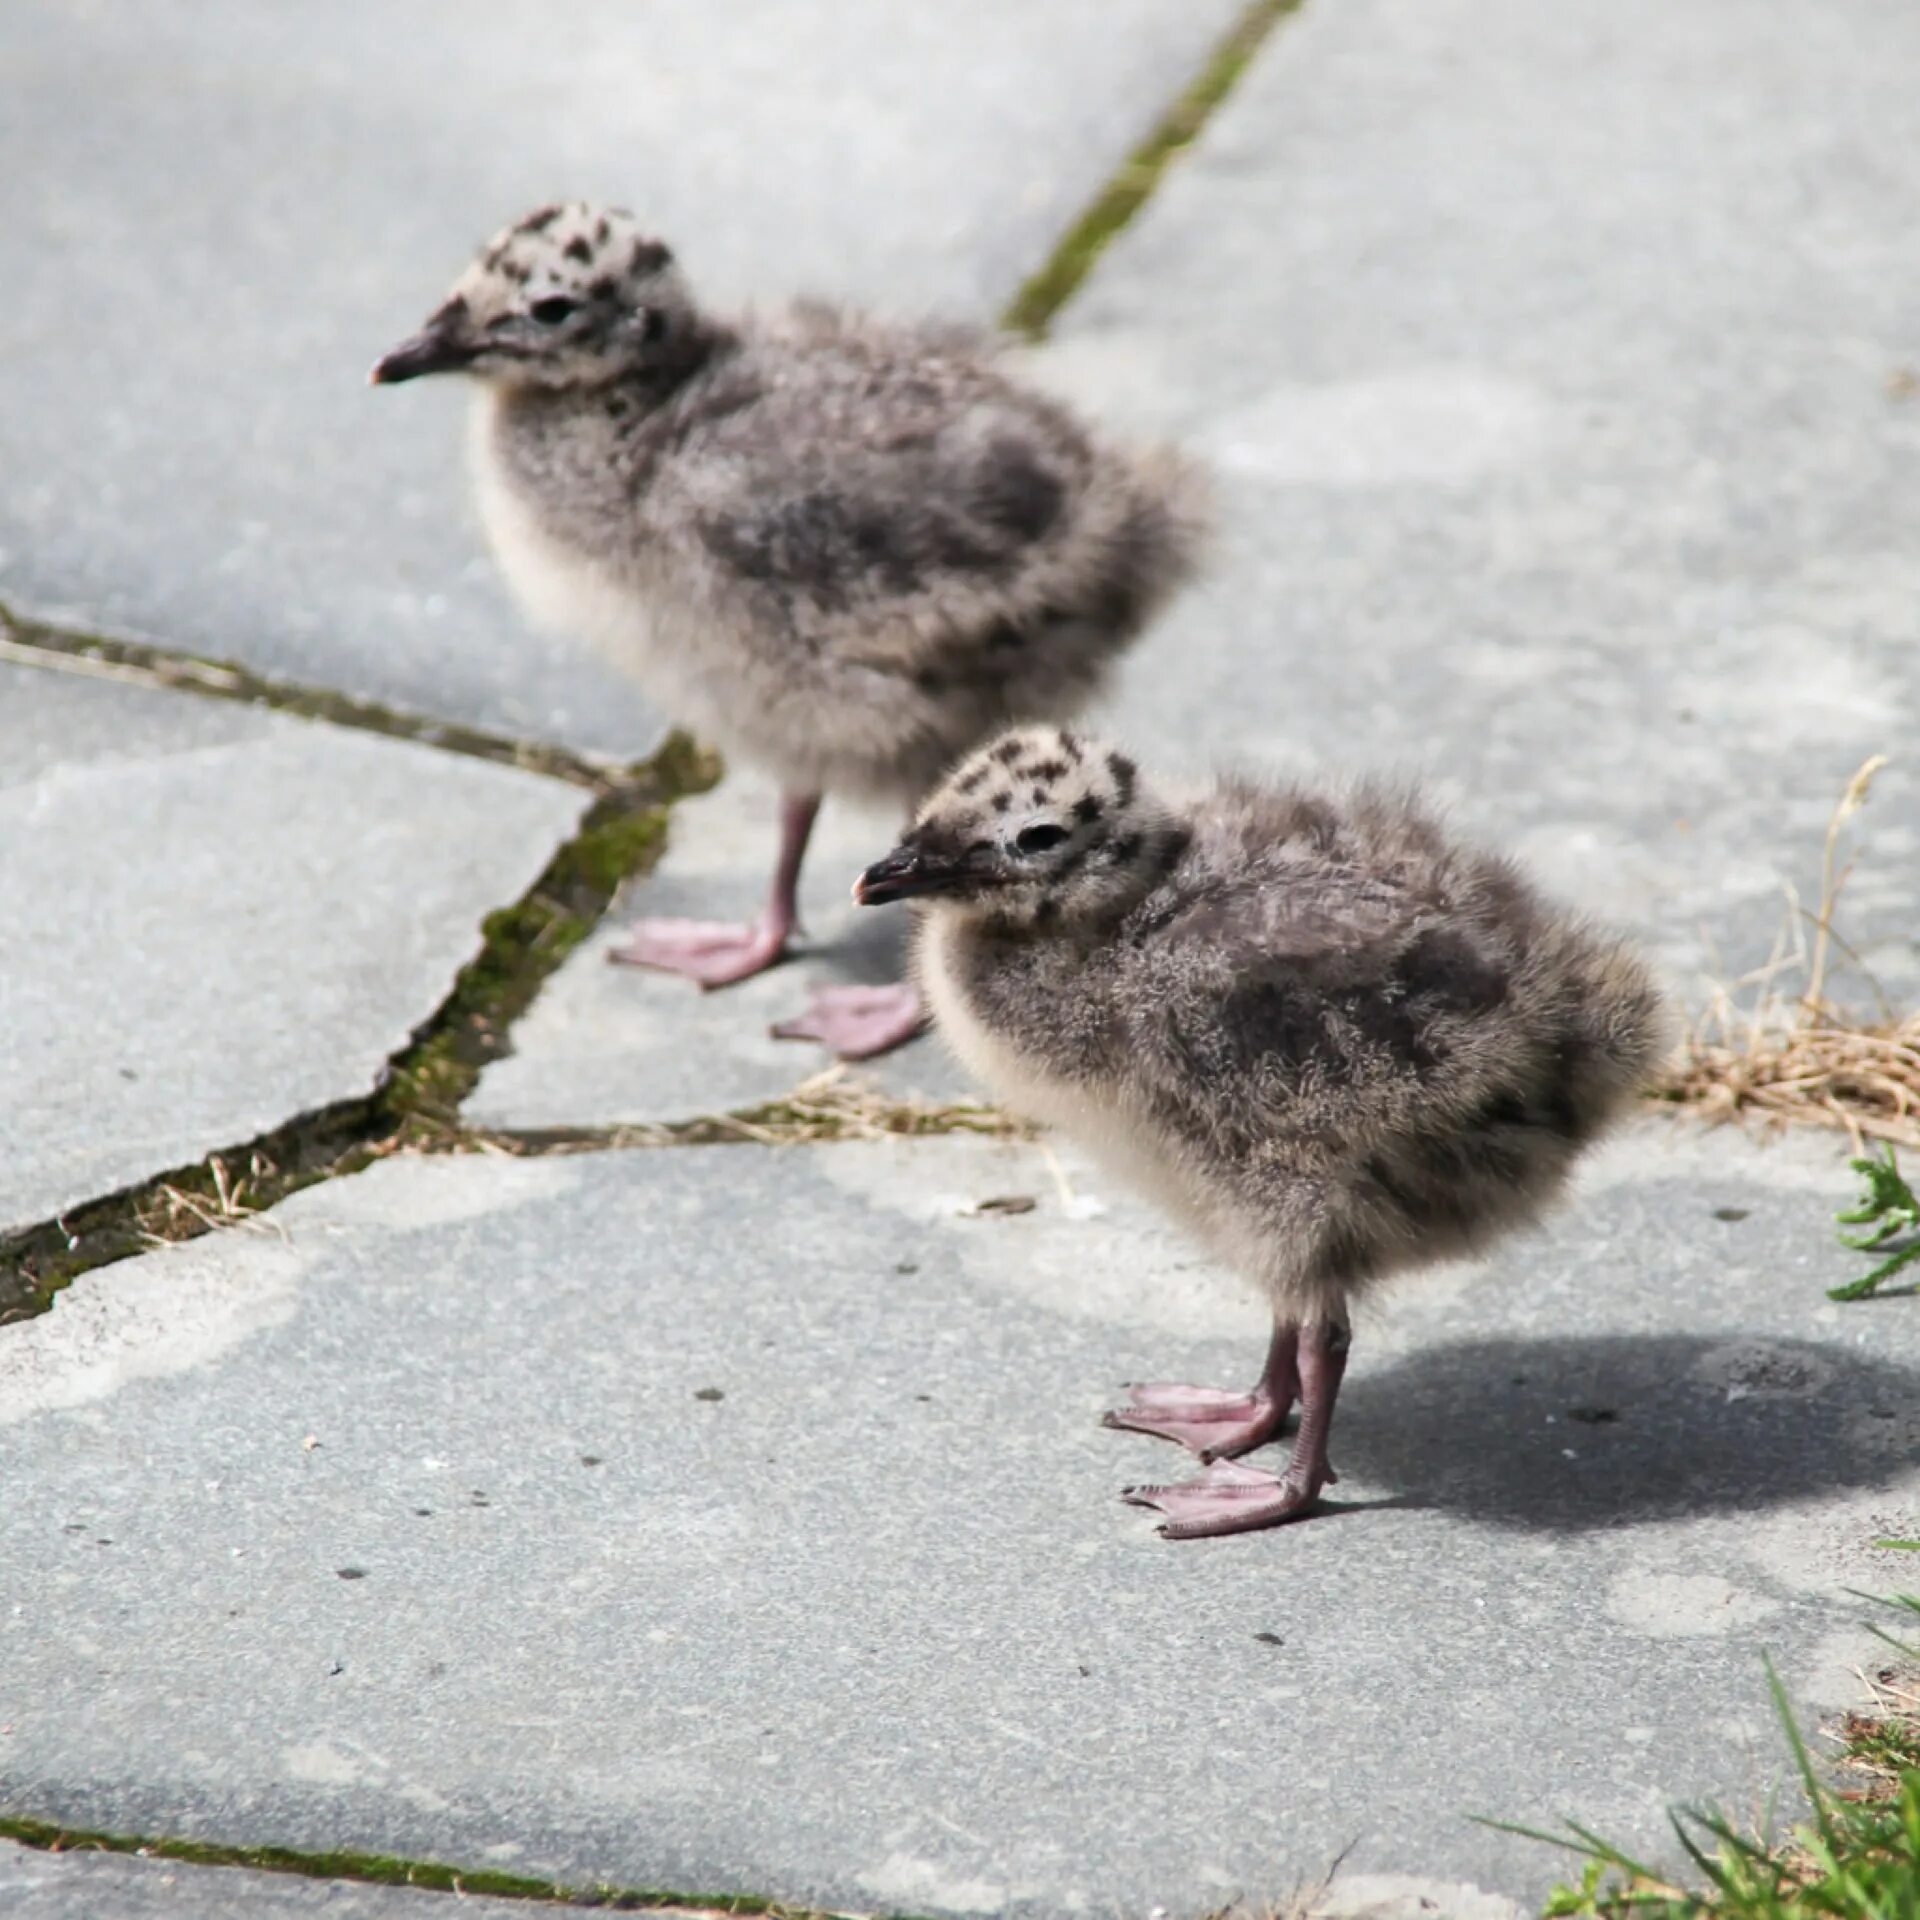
[1832,1661,1920,1804]
[128,1153,298,1248]
[1654,755,1920,1151]
[1659,1012,1920,1152]
[468,1065,1034,1155]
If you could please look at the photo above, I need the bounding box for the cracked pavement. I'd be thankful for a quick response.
[3,1,1918,1915]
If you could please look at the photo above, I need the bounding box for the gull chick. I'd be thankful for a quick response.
[373,202,1204,1058]
[856,728,1668,1537]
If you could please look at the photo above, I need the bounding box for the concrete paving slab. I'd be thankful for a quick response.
[0,663,582,1237]
[0,1840,550,1919]
[0,1837,1522,1920]
[1038,0,1920,1015]
[0,0,1239,758]
[467,774,977,1131]
[1,1124,1911,1916]
[1307,1878,1523,1920]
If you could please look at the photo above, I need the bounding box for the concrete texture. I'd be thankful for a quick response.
[0,662,582,1236]
[3,1127,1912,1916]
[1309,1880,1523,1920]
[0,0,1239,757]
[0,1841,552,1919]
[10,0,1920,1911]
[0,1838,1523,1920]
[467,773,977,1131]
[1039,0,1920,1017]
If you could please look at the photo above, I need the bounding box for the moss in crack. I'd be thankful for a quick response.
[1001,0,1301,340]
[0,1815,857,1915]
[0,597,637,793]
[376,791,680,1143]
[0,732,718,1322]
[0,1115,381,1318]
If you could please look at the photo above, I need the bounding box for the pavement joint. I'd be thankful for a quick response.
[0,602,636,795]
[1002,0,1304,338]
[0,1818,867,1917]
[0,733,717,1320]
[459,1067,1033,1157]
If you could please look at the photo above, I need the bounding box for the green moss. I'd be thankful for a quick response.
[1001,0,1302,339]
[0,734,716,1320]
[570,809,673,896]
[372,780,689,1145]
[0,1815,852,1914]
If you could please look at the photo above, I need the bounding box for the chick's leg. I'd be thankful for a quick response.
[1120,1320,1350,1539]
[1103,1322,1301,1459]
[768,801,927,1059]
[609,792,819,986]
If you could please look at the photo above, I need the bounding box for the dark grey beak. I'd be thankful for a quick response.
[854,841,953,906]
[368,323,476,386]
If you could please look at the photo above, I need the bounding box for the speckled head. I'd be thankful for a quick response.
[371,202,692,390]
[855,726,1178,928]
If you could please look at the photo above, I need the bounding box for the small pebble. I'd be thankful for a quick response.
[969,1194,1037,1217]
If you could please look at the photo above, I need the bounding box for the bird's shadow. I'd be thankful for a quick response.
[806,898,913,987]
[1326,1332,1916,1531]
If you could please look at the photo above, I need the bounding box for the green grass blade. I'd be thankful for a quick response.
[1765,1654,1844,1863]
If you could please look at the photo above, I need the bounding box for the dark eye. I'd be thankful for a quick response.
[1015,823,1070,857]
[529,296,577,325]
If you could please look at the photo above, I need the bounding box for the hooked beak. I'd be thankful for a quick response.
[854,841,959,906]
[368,321,477,386]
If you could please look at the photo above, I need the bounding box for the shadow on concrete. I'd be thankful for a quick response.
[1334,1333,1914,1530]
[817,904,912,984]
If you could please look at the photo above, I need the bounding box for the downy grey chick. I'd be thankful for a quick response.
[855,727,1668,1537]
[372,202,1204,1057]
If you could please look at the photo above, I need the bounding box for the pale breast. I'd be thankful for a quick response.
[466,394,652,656]
[920,917,1228,1246]
[463,394,845,778]
[919,917,1071,1123]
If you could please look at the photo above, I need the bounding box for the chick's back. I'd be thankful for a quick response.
[1064,780,1666,1291]
[647,309,1200,672]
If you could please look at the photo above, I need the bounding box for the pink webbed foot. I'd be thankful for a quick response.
[1101,1382,1290,1461]
[607,917,791,988]
[769,982,928,1060]
[1121,1455,1337,1540]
